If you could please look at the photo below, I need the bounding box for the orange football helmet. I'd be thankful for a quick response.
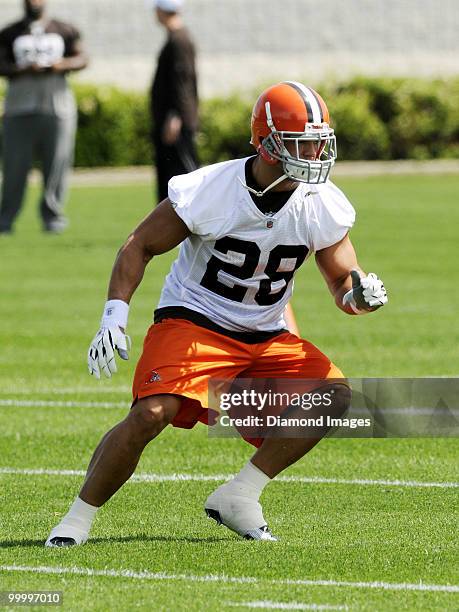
[250,81,337,184]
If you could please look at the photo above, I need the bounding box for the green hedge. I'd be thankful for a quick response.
[74,84,151,167]
[323,77,459,160]
[0,77,458,166]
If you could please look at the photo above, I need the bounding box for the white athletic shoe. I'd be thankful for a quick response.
[204,482,277,541]
[45,521,89,548]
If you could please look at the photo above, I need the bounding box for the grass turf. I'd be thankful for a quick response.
[0,174,458,610]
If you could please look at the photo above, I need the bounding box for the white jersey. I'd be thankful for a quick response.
[158,157,355,333]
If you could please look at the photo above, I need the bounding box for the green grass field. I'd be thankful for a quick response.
[0,174,458,611]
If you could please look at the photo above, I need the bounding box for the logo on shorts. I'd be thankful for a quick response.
[146,370,161,384]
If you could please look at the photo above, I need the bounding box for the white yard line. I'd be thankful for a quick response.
[0,565,457,594]
[1,398,457,416]
[226,602,348,610]
[0,387,132,395]
[0,399,128,409]
[0,467,457,489]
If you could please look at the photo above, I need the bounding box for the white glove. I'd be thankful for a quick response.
[87,300,131,379]
[343,270,388,314]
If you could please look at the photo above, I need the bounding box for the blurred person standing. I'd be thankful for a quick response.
[149,0,199,202]
[0,0,87,235]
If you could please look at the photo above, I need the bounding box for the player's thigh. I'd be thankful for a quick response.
[133,319,251,408]
[249,332,345,380]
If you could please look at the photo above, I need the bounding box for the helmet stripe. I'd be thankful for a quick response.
[284,81,323,124]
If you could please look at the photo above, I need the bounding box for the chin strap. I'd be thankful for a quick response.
[237,174,288,198]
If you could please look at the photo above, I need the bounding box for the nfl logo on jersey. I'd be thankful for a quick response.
[147,370,161,383]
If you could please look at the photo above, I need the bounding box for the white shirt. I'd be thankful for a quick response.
[158,157,355,333]
[3,20,78,118]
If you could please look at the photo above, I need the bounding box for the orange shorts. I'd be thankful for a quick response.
[132,318,345,447]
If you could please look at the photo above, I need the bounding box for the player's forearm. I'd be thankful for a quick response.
[52,53,88,73]
[334,285,357,315]
[172,78,198,127]
[331,271,362,315]
[107,235,153,304]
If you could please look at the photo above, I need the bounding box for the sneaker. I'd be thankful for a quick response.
[45,522,89,548]
[45,537,78,548]
[204,483,277,541]
[43,219,68,234]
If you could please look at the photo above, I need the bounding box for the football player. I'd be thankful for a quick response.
[46,82,387,545]
[0,0,87,234]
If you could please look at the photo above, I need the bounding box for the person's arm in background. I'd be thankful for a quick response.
[162,36,197,145]
[0,29,15,76]
[162,111,182,145]
[0,28,29,77]
[51,28,88,74]
[0,25,87,78]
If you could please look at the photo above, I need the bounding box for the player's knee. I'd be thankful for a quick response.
[129,398,174,437]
